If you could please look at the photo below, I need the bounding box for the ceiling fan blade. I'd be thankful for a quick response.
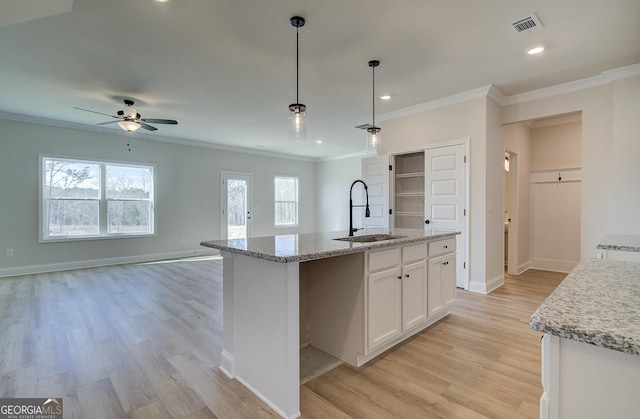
[73,107,119,118]
[139,121,158,131]
[140,118,178,125]
[96,120,119,126]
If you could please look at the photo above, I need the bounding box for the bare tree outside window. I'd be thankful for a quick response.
[275,176,298,226]
[42,157,154,240]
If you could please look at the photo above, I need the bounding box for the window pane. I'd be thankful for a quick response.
[106,165,152,199]
[107,200,151,233]
[275,177,296,201]
[47,200,99,236]
[275,202,297,225]
[44,159,99,198]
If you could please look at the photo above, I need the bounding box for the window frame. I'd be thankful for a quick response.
[274,175,299,228]
[39,155,156,242]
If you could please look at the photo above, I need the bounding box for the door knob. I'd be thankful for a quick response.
[425,219,430,224]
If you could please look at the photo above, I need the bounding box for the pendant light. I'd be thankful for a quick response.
[289,16,307,140]
[367,60,381,154]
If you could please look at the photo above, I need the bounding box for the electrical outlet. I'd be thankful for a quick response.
[6,249,14,257]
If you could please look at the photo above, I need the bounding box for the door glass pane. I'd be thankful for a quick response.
[227,179,247,239]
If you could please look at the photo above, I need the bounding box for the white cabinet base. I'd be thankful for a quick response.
[540,334,640,419]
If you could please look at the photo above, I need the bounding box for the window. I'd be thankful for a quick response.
[274,176,298,226]
[41,156,154,240]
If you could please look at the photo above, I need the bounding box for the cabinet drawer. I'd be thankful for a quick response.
[428,238,456,258]
[402,243,427,264]
[368,247,401,273]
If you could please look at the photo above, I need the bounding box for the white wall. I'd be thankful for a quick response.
[609,76,640,235]
[502,75,640,258]
[0,118,317,276]
[315,155,363,233]
[530,120,582,171]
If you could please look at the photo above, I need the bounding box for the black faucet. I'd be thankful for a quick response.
[349,179,370,236]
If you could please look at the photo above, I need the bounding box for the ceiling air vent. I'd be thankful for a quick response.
[355,123,373,130]
[512,13,543,33]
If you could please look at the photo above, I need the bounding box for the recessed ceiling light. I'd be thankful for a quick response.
[379,95,391,100]
[315,139,323,144]
[526,45,545,55]
[155,0,170,3]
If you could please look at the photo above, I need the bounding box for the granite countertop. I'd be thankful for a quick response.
[200,230,458,263]
[596,234,640,252]
[530,258,640,355]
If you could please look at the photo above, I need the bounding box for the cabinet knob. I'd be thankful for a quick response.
[396,275,402,280]
[444,245,448,249]
[425,219,430,224]
[405,274,410,278]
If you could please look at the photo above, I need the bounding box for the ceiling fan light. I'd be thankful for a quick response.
[117,120,141,132]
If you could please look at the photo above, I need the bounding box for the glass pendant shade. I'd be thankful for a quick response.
[366,60,381,154]
[367,126,381,154]
[117,120,141,132]
[289,104,307,140]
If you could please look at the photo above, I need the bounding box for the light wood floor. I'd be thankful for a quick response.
[0,258,565,418]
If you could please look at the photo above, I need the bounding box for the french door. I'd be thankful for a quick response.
[221,172,252,240]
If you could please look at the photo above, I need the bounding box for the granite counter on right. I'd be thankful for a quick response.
[596,233,640,262]
[530,258,640,419]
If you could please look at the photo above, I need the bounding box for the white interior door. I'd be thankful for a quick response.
[424,144,468,288]
[222,172,252,240]
[361,155,391,234]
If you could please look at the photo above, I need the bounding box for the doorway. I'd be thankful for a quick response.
[221,172,252,240]
[504,150,518,274]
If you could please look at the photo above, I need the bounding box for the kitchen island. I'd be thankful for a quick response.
[201,230,459,419]
[530,258,640,419]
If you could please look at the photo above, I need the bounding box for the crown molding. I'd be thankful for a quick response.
[0,111,317,162]
[503,63,640,105]
[378,85,492,122]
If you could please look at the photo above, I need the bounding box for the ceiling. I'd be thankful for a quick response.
[1,0,639,159]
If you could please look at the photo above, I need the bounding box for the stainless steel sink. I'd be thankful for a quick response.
[334,234,407,243]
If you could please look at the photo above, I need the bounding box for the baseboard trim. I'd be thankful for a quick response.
[234,375,300,419]
[219,350,236,378]
[517,261,531,274]
[529,258,578,273]
[0,249,220,278]
[468,273,505,294]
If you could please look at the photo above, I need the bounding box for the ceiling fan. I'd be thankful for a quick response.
[74,99,178,132]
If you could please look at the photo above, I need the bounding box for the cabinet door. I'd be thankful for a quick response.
[368,267,401,351]
[428,257,443,317]
[428,253,456,317]
[401,260,428,331]
[440,253,456,307]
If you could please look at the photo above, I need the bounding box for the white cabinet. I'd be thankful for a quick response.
[367,266,402,350]
[307,238,456,367]
[427,237,456,317]
[367,243,428,352]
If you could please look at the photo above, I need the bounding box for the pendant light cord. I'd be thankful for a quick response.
[371,64,375,127]
[296,27,300,104]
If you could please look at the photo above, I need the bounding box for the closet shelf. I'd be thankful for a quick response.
[395,172,425,179]
[395,211,424,217]
[396,192,424,197]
